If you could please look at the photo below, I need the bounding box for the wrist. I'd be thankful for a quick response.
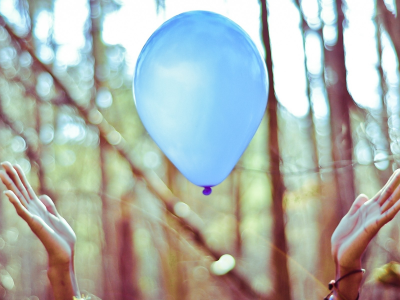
[336,259,362,277]
[47,253,80,300]
[48,246,74,268]
[331,262,363,300]
[48,261,75,282]
[48,257,72,270]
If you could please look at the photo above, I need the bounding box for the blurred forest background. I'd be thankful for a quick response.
[0,0,399,299]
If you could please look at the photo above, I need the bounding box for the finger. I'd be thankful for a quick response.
[4,191,58,254]
[0,171,29,208]
[3,191,32,223]
[370,186,385,203]
[39,195,59,217]
[378,170,400,206]
[1,162,30,202]
[5,194,56,248]
[376,172,397,205]
[349,194,369,215]
[380,195,400,225]
[381,181,400,213]
[14,164,36,201]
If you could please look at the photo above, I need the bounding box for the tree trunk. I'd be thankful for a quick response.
[99,136,117,300]
[375,18,392,185]
[324,0,355,215]
[295,0,321,182]
[0,99,8,300]
[165,159,187,300]
[378,0,400,60]
[118,193,141,300]
[234,170,242,257]
[89,1,119,298]
[260,1,292,299]
[232,171,243,300]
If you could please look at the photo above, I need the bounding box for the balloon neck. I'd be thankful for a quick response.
[202,186,212,196]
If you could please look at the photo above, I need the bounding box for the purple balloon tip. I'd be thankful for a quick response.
[202,186,212,196]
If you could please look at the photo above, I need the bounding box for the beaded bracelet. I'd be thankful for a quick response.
[324,269,365,300]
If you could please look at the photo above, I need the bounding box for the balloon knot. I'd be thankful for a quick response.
[202,187,212,196]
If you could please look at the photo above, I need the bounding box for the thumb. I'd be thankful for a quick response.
[38,195,59,217]
[349,194,369,215]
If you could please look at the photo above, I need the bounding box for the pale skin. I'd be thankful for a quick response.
[330,169,400,299]
[1,162,400,299]
[0,162,80,300]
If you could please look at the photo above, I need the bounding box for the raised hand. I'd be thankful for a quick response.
[0,161,80,300]
[332,170,400,270]
[330,170,400,299]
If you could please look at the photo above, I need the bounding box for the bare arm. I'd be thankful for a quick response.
[0,162,80,300]
[329,170,400,299]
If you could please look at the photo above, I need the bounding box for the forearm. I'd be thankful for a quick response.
[332,260,363,300]
[48,257,80,300]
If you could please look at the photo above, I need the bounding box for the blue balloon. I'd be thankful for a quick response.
[133,11,268,194]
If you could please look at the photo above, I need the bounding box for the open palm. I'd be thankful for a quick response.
[0,162,75,266]
[332,170,400,270]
